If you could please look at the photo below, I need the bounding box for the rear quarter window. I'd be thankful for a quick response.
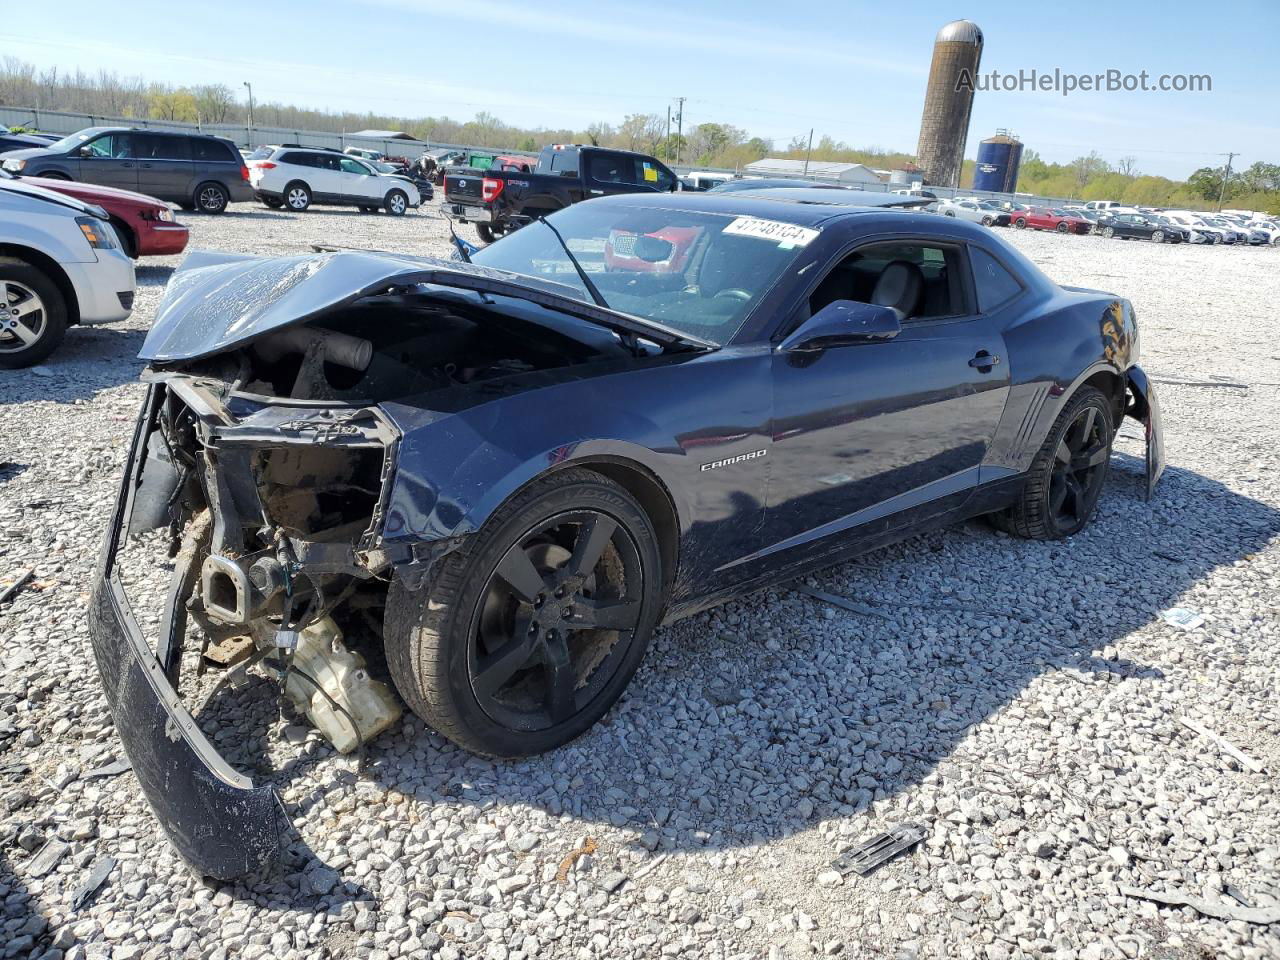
[970,247,1024,312]
[190,138,237,163]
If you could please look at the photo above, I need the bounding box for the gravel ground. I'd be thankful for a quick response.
[2,199,1280,960]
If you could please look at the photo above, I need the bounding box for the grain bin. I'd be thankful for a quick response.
[915,20,984,188]
[973,132,1023,193]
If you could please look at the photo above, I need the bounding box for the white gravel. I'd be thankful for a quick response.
[2,200,1280,960]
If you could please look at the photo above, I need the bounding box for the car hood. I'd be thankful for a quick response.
[1,147,56,163]
[0,177,105,217]
[26,178,170,209]
[139,250,715,363]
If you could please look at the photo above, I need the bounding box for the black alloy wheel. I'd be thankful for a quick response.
[383,468,663,757]
[1046,402,1111,533]
[990,386,1113,540]
[1056,222,1069,233]
[468,510,644,733]
[195,181,229,214]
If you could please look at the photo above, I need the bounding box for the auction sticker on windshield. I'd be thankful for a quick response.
[723,217,819,248]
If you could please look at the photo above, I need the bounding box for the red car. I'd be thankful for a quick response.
[1014,206,1091,235]
[22,177,189,258]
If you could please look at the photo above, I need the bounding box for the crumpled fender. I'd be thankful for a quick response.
[1126,365,1164,500]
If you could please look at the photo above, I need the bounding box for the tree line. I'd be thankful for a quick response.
[2,56,1276,212]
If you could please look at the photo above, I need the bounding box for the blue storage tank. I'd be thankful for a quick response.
[973,133,1023,193]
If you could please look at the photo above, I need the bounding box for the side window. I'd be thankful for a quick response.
[136,135,188,160]
[969,247,1024,313]
[641,161,674,190]
[808,242,966,321]
[191,139,234,163]
[549,151,579,176]
[340,157,371,175]
[279,152,309,167]
[84,134,133,159]
[588,154,625,183]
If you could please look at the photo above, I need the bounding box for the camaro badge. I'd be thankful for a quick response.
[700,449,767,471]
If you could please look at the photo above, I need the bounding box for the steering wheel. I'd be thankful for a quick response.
[712,288,752,302]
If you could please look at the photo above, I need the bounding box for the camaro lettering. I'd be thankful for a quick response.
[700,449,767,471]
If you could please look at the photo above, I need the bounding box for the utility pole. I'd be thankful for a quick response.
[1216,152,1236,211]
[665,105,671,160]
[803,128,814,177]
[674,97,685,166]
[243,82,255,149]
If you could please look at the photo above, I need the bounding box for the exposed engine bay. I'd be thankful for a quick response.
[133,279,634,753]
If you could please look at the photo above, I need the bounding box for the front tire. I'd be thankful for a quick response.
[0,258,69,369]
[1056,222,1069,233]
[1151,230,1164,243]
[194,181,229,214]
[981,215,994,226]
[1102,226,1115,239]
[1014,217,1027,229]
[383,468,664,757]
[384,189,408,216]
[993,386,1113,540]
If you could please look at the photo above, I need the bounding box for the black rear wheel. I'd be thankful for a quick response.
[384,468,664,757]
[194,181,229,214]
[992,386,1113,540]
[476,223,497,244]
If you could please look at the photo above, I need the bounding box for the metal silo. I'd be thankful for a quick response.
[915,20,984,188]
[974,131,1023,193]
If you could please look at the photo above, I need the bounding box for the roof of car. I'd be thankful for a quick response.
[596,188,937,227]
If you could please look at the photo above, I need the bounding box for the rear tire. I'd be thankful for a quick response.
[1102,226,1115,239]
[284,182,311,212]
[476,223,497,244]
[1014,217,1027,229]
[991,386,1113,540]
[383,468,664,758]
[194,181,229,214]
[0,258,69,369]
[1151,230,1164,244]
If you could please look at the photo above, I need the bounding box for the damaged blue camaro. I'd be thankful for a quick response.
[89,189,1164,878]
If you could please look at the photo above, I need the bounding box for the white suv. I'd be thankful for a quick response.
[0,172,136,367]
[248,147,420,215]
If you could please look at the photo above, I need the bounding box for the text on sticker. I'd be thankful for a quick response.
[723,217,819,247]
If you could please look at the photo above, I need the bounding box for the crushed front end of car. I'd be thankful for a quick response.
[90,249,658,877]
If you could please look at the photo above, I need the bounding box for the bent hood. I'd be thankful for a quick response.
[139,250,714,363]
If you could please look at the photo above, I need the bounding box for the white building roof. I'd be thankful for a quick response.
[743,158,883,181]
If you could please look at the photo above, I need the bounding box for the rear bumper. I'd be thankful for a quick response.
[88,388,286,879]
[443,201,495,224]
[1126,365,1165,501]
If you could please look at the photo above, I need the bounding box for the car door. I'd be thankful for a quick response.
[77,132,139,191]
[133,133,190,201]
[761,238,1011,557]
[311,154,343,202]
[585,154,675,199]
[338,156,381,202]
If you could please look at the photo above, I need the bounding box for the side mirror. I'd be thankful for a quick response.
[78,145,93,157]
[780,300,903,352]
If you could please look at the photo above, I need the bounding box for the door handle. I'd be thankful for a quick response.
[122,162,134,168]
[589,189,604,195]
[969,351,1001,370]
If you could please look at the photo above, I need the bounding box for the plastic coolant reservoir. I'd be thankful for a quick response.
[283,616,402,754]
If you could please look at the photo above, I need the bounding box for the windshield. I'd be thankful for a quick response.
[470,203,813,345]
[46,127,111,152]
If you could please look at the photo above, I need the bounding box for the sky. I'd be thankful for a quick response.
[3,0,1278,180]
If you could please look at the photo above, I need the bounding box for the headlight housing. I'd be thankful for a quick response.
[157,207,175,222]
[2,158,23,172]
[76,216,117,250]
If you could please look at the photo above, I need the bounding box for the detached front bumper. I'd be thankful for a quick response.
[89,387,286,879]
